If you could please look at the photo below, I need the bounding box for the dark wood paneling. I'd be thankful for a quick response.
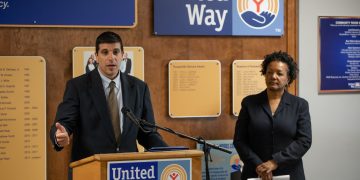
[0,1,298,179]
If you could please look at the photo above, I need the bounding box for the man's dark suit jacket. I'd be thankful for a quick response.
[233,90,312,180]
[50,69,167,162]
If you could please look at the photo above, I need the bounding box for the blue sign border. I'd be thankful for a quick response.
[0,0,137,28]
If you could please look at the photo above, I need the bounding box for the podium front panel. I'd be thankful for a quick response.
[70,150,203,180]
[108,158,191,180]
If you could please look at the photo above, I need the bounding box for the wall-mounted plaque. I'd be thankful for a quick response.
[0,56,46,180]
[232,60,265,116]
[72,47,144,81]
[318,16,360,93]
[169,60,221,118]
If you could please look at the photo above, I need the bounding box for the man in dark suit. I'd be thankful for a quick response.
[50,31,167,163]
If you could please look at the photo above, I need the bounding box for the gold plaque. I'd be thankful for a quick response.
[0,56,46,180]
[232,60,266,116]
[169,60,221,118]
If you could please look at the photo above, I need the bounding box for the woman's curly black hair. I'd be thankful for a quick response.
[260,51,298,85]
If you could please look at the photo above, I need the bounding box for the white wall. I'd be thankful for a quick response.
[299,0,360,179]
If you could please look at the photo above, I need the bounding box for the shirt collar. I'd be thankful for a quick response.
[97,69,120,89]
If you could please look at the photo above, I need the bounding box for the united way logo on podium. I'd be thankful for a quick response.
[107,159,191,180]
[237,0,279,29]
[160,164,188,180]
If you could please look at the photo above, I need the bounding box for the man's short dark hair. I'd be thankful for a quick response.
[95,31,123,54]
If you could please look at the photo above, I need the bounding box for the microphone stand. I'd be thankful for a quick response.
[136,117,232,180]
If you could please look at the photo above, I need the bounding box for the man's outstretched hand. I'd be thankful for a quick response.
[55,122,70,147]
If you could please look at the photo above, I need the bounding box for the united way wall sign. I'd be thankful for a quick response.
[154,0,284,36]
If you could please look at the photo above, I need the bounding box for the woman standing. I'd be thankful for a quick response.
[233,51,312,180]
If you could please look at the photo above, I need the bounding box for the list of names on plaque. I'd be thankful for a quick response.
[169,60,221,118]
[0,67,21,161]
[0,57,45,180]
[172,67,200,92]
[232,60,266,116]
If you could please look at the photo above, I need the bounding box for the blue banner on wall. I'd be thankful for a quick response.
[107,158,191,180]
[154,0,283,36]
[0,0,136,28]
[319,17,360,93]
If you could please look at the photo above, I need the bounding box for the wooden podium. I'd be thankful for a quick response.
[70,150,203,180]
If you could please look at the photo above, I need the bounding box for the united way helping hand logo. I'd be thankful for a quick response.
[237,0,279,29]
[230,154,243,172]
[160,164,187,180]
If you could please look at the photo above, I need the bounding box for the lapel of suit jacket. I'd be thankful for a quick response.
[260,90,273,118]
[276,90,291,115]
[120,73,136,136]
[88,70,116,143]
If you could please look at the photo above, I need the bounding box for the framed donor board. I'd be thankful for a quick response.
[232,60,266,116]
[0,56,46,180]
[318,16,360,93]
[72,47,144,81]
[0,0,137,28]
[168,60,221,118]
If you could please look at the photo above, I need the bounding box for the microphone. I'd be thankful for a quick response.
[121,107,152,133]
[120,106,132,117]
[121,107,140,125]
